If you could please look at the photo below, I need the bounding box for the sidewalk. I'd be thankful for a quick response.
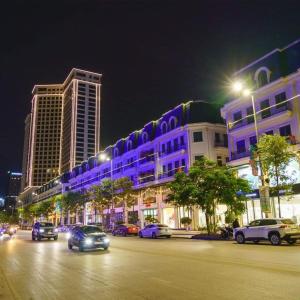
[171,229,201,239]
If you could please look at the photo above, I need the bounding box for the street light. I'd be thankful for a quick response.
[231,81,270,218]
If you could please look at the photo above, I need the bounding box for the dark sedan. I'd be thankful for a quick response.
[68,225,110,252]
[112,224,139,236]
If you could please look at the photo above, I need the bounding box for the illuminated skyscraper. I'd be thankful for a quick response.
[22,68,101,194]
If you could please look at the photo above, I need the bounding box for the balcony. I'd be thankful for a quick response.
[229,103,292,132]
[160,144,186,157]
[214,141,228,147]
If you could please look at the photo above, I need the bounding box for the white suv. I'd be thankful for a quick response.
[234,218,300,246]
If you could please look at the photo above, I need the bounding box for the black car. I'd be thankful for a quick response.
[32,222,58,241]
[68,225,110,252]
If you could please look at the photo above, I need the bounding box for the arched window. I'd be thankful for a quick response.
[169,116,177,130]
[160,121,168,134]
[254,67,271,88]
[142,132,148,144]
[114,148,119,158]
[127,140,133,151]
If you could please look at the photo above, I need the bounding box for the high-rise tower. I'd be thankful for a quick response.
[22,68,101,193]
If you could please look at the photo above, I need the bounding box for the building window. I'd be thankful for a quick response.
[127,140,133,151]
[275,92,287,110]
[142,132,148,144]
[233,111,242,126]
[180,136,185,146]
[254,67,270,88]
[193,131,203,142]
[217,156,222,166]
[215,133,220,143]
[236,140,246,154]
[260,99,271,119]
[265,130,273,135]
[195,155,204,161]
[249,136,257,146]
[279,125,291,137]
[246,106,254,124]
[173,138,179,151]
[161,144,166,153]
[169,117,177,130]
[114,148,119,157]
[161,122,168,134]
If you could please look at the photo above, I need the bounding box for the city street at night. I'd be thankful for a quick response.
[1,231,300,300]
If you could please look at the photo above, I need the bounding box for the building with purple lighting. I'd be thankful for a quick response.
[221,38,300,223]
[34,101,227,229]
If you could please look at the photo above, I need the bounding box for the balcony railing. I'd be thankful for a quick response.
[159,144,186,157]
[229,103,292,131]
[214,141,228,147]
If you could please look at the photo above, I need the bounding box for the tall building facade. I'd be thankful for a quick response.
[221,38,300,222]
[21,114,31,191]
[5,171,22,212]
[21,69,101,198]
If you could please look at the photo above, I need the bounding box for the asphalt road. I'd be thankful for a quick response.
[0,231,300,300]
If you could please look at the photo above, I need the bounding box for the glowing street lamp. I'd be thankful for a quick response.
[231,81,270,217]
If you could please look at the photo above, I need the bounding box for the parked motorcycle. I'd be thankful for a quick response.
[219,226,233,239]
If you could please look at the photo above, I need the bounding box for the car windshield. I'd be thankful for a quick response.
[281,219,295,225]
[81,226,102,234]
[157,224,168,228]
[39,223,54,227]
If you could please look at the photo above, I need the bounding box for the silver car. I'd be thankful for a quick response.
[139,224,171,239]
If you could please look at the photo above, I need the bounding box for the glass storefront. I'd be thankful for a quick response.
[162,207,176,228]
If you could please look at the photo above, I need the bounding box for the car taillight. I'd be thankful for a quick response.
[280,224,288,228]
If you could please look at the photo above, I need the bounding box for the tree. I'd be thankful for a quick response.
[88,184,110,224]
[38,199,54,218]
[180,217,192,230]
[257,134,296,218]
[189,157,250,234]
[114,177,136,223]
[166,171,196,222]
[61,191,86,223]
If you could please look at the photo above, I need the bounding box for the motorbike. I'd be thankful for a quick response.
[219,226,233,239]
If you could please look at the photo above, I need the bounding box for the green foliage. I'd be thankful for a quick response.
[180,217,192,225]
[144,215,158,224]
[0,211,9,223]
[257,134,296,217]
[61,191,86,213]
[88,184,110,215]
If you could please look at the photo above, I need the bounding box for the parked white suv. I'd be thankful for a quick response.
[234,218,300,246]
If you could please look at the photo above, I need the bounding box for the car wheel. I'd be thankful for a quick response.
[103,246,108,250]
[253,240,260,244]
[139,232,143,238]
[112,232,116,236]
[122,231,127,237]
[48,238,51,240]
[166,235,171,239]
[37,235,42,241]
[287,239,296,245]
[53,236,58,241]
[235,233,245,244]
[269,233,281,246]
[68,242,73,250]
[152,232,157,239]
[32,235,35,241]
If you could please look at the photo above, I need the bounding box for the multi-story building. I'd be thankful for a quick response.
[21,114,31,191]
[5,171,22,212]
[34,101,228,228]
[221,38,300,222]
[19,69,101,205]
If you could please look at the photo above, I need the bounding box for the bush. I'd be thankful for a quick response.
[180,217,192,226]
[145,215,158,224]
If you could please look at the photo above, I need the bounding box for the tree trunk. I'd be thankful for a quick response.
[205,213,211,235]
[276,168,282,218]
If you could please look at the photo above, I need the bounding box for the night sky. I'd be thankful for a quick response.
[1,0,300,195]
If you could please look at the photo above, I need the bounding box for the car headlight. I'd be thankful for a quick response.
[66,232,71,239]
[54,228,58,233]
[103,238,110,244]
[39,229,44,233]
[84,237,93,245]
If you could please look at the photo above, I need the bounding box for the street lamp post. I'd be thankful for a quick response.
[232,82,271,218]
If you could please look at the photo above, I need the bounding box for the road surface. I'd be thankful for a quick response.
[0,230,300,300]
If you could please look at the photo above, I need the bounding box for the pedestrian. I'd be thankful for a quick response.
[232,218,240,228]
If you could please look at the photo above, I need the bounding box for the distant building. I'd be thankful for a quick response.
[5,171,22,212]
[19,69,102,204]
[221,38,300,222]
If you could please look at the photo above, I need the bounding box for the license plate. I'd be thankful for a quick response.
[94,242,102,245]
